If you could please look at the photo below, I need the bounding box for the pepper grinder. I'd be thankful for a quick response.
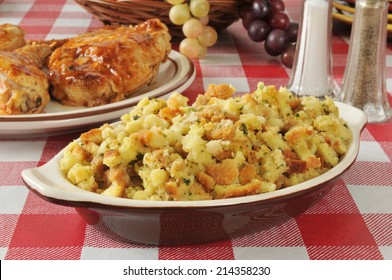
[339,0,391,122]
[287,0,338,98]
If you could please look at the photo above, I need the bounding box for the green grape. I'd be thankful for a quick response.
[180,38,206,59]
[198,43,207,58]
[199,15,209,25]
[169,0,217,58]
[169,4,191,25]
[198,26,218,47]
[190,0,210,18]
[166,0,185,5]
[182,18,204,39]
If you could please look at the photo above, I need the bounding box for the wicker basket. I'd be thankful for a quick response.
[74,0,241,39]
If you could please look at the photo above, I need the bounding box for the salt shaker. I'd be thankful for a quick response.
[287,0,337,98]
[339,0,391,122]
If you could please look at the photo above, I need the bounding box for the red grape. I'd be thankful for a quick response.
[248,20,271,42]
[239,3,252,19]
[252,0,271,19]
[264,29,289,56]
[239,0,299,68]
[267,11,290,30]
[280,44,296,68]
[270,0,285,12]
[286,22,299,43]
[240,5,258,29]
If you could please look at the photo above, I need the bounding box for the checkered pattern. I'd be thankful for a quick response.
[1,0,391,260]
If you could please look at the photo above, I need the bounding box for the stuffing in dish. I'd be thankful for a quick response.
[60,82,353,200]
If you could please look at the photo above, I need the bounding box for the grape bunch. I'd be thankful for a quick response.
[239,0,298,68]
[167,0,218,59]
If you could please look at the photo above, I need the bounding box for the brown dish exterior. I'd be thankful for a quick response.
[24,167,346,245]
[76,182,336,245]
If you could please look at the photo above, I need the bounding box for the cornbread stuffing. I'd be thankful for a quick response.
[60,82,352,200]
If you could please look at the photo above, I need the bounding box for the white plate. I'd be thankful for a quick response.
[0,50,195,138]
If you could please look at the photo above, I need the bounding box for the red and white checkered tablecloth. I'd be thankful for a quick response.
[0,0,391,260]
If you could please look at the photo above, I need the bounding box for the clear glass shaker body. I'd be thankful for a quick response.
[287,0,337,98]
[339,0,391,122]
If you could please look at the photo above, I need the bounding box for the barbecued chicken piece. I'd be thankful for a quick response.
[0,23,26,51]
[47,19,172,107]
[0,43,52,115]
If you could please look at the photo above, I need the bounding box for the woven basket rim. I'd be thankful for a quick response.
[74,0,241,39]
